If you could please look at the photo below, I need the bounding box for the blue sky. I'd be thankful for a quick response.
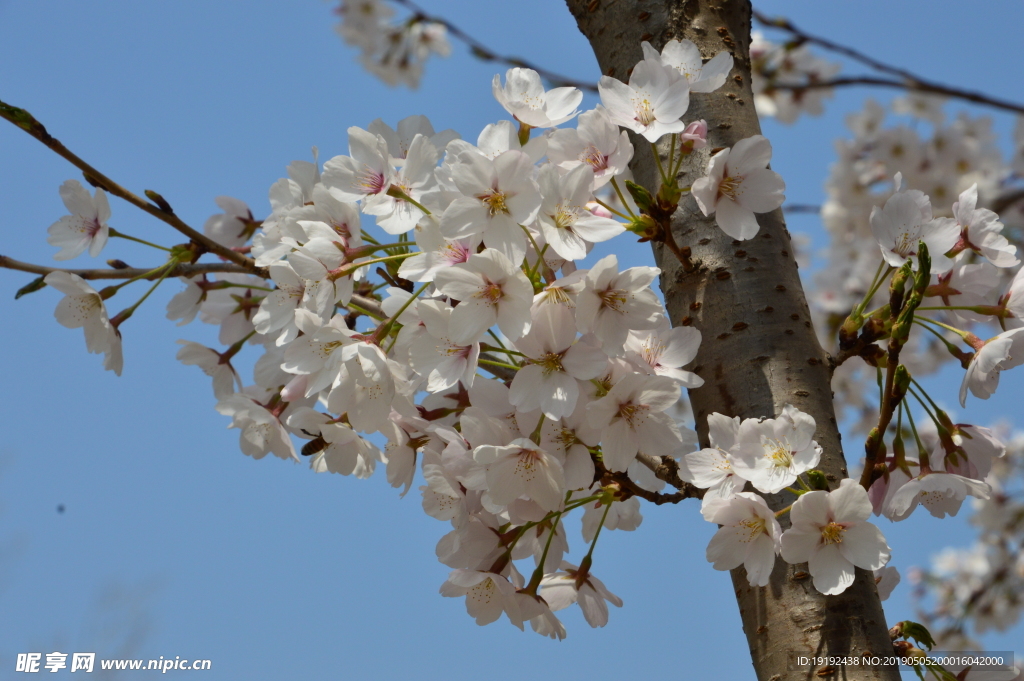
[1,1,1022,678]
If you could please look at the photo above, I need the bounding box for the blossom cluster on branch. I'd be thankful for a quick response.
[5,11,1024,664]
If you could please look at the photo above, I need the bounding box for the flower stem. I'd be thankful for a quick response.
[609,178,637,219]
[108,228,171,252]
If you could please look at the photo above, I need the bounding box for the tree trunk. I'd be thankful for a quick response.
[565,1,899,679]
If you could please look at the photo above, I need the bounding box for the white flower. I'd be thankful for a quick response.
[215,393,298,461]
[678,413,746,519]
[575,254,663,356]
[869,176,960,273]
[439,149,541,265]
[439,570,521,627]
[873,566,900,601]
[46,180,111,261]
[408,299,480,392]
[44,271,122,375]
[598,56,690,142]
[203,196,255,248]
[704,492,782,587]
[780,479,891,596]
[175,340,238,399]
[322,126,392,203]
[535,164,624,261]
[367,114,459,163]
[492,67,582,128]
[731,404,823,495]
[433,248,534,344]
[640,39,734,93]
[691,135,786,240]
[586,372,682,472]
[397,215,479,283]
[547,107,633,189]
[509,304,607,419]
[959,328,1024,406]
[580,495,642,541]
[624,324,703,387]
[252,262,306,346]
[539,561,623,628]
[287,407,380,478]
[950,184,1018,268]
[473,437,566,511]
[362,133,438,235]
[887,470,990,521]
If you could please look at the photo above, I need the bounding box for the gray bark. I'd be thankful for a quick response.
[565,1,899,679]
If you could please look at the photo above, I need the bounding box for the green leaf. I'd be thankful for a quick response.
[624,180,654,213]
[900,620,937,650]
[14,275,47,299]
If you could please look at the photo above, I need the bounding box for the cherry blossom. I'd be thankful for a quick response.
[508,304,607,419]
[691,135,786,240]
[539,561,623,628]
[473,437,565,511]
[535,164,624,261]
[598,55,690,142]
[433,248,534,344]
[586,372,683,472]
[215,393,299,461]
[869,176,960,273]
[492,67,582,128]
[46,180,111,261]
[44,271,122,375]
[575,254,663,356]
[959,328,1024,406]
[322,126,393,203]
[640,39,734,93]
[175,340,239,399]
[439,149,541,264]
[704,492,782,587]
[547,107,633,189]
[731,404,823,495]
[780,479,891,596]
[203,196,256,249]
[948,184,1019,268]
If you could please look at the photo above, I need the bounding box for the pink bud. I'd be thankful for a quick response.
[680,120,708,150]
[586,200,613,219]
[281,374,309,402]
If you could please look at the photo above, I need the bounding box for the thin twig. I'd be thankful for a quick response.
[0,255,384,320]
[0,256,253,281]
[752,11,1024,116]
[770,78,1024,117]
[390,0,598,92]
[0,99,261,271]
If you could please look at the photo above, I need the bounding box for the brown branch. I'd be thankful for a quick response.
[0,255,384,323]
[0,99,261,271]
[752,11,1024,116]
[389,0,598,92]
[0,256,254,281]
[990,187,1024,215]
[771,77,1024,116]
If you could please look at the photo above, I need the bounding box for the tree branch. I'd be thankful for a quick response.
[0,98,261,271]
[752,11,1024,116]
[770,77,1024,117]
[389,0,598,92]
[0,256,252,281]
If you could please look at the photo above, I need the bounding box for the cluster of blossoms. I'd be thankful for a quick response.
[799,83,1024,646]
[29,42,811,637]
[679,406,891,595]
[910,426,1024,649]
[334,0,450,88]
[748,31,842,124]
[810,96,1024,434]
[24,14,1024,656]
